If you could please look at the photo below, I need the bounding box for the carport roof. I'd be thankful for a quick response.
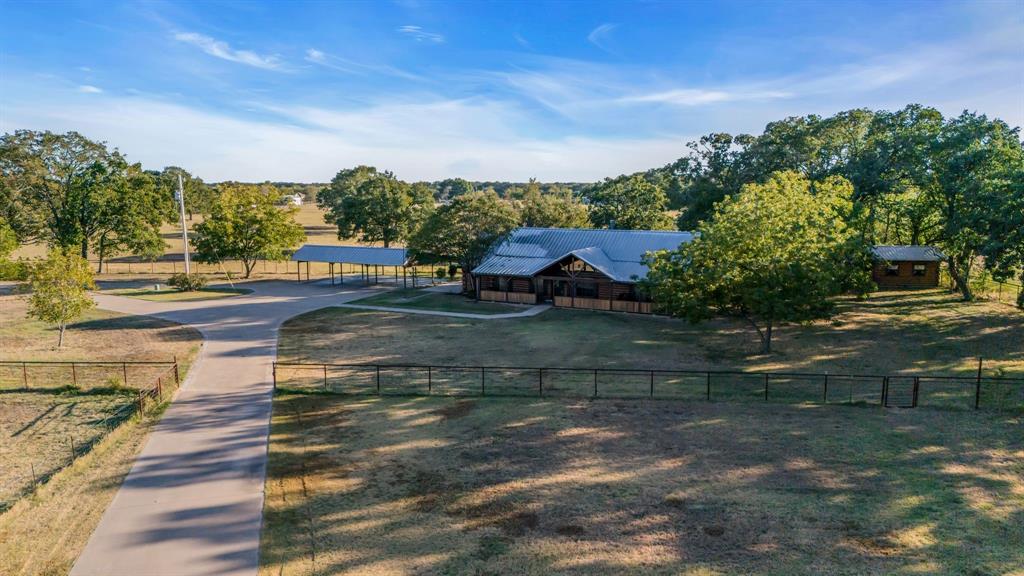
[290,244,409,266]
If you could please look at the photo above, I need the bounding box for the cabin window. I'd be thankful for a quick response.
[497,277,509,291]
[912,264,927,277]
[575,282,598,298]
[885,263,900,276]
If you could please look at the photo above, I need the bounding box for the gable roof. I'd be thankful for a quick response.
[291,244,409,266]
[872,245,945,262]
[472,227,694,283]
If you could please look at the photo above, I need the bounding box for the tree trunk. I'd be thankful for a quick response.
[80,237,89,260]
[762,322,773,354]
[96,235,106,273]
[947,258,973,301]
[244,260,254,278]
[57,322,66,349]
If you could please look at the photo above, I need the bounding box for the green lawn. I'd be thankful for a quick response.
[107,286,252,301]
[351,288,525,315]
[261,394,1024,576]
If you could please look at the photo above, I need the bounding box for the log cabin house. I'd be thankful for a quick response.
[871,245,945,289]
[470,227,694,313]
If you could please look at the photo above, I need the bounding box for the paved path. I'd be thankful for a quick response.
[71,281,373,576]
[337,302,551,319]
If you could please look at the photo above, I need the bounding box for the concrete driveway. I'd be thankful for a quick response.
[71,280,376,576]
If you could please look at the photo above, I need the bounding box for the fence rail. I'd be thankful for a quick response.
[0,359,179,393]
[272,362,1024,412]
[1,359,182,512]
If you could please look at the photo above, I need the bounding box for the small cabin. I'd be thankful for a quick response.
[871,245,944,289]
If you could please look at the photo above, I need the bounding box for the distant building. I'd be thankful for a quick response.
[471,227,694,313]
[871,245,945,289]
[282,193,303,206]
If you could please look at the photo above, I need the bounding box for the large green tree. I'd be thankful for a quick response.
[644,171,870,353]
[519,180,589,228]
[409,191,520,293]
[929,112,1024,300]
[318,166,432,247]
[0,130,164,262]
[192,184,306,278]
[586,174,674,230]
[25,248,96,348]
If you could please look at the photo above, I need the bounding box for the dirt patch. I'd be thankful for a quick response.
[433,400,477,421]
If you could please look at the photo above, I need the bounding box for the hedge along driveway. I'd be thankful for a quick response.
[70,280,376,576]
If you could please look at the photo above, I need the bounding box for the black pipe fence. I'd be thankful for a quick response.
[0,359,180,393]
[272,362,1024,412]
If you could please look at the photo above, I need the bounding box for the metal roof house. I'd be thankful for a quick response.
[471,227,694,313]
[870,245,945,289]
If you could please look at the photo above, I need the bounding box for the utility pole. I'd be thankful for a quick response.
[175,173,191,275]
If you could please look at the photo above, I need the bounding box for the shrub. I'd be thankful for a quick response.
[168,273,208,291]
[448,264,459,279]
[435,267,448,280]
[0,259,28,281]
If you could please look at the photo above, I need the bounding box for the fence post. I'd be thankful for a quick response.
[137,389,144,413]
[323,364,328,389]
[69,436,75,460]
[123,362,128,387]
[272,362,277,391]
[376,365,381,395]
[157,377,162,399]
[481,367,486,396]
[881,376,889,407]
[539,368,543,397]
[975,357,983,410]
[649,370,654,398]
[764,373,769,401]
[427,366,432,394]
[174,356,180,386]
[23,361,28,389]
[72,362,77,388]
[593,369,598,398]
[823,373,828,404]
[706,372,711,400]
[912,376,920,407]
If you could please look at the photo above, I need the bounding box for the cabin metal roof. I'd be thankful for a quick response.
[871,245,945,262]
[291,244,409,266]
[472,227,694,283]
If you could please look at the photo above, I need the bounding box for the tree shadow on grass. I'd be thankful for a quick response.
[261,394,1023,575]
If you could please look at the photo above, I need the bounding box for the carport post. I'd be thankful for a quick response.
[296,261,301,282]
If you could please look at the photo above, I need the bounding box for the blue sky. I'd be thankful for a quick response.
[1,0,1021,182]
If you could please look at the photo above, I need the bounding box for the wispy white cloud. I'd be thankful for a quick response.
[587,23,617,53]
[513,32,532,50]
[397,25,444,44]
[78,85,103,94]
[173,31,284,70]
[618,88,792,106]
[304,47,424,81]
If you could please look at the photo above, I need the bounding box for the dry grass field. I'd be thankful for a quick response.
[0,392,134,512]
[278,289,1024,380]
[0,293,202,575]
[260,394,1024,576]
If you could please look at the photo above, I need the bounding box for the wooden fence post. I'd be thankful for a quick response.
[649,370,654,398]
[823,373,828,404]
[272,362,277,391]
[376,365,381,394]
[427,366,432,394]
[123,362,128,387]
[174,356,180,386]
[481,367,486,396]
[323,364,328,389]
[706,372,711,400]
[593,369,598,398]
[764,373,769,401]
[538,368,543,397]
[23,361,28,389]
[72,362,77,388]
[975,357,983,409]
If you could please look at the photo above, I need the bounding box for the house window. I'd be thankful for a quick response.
[497,277,509,291]
[885,263,900,276]
[912,264,927,277]
[575,282,598,298]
